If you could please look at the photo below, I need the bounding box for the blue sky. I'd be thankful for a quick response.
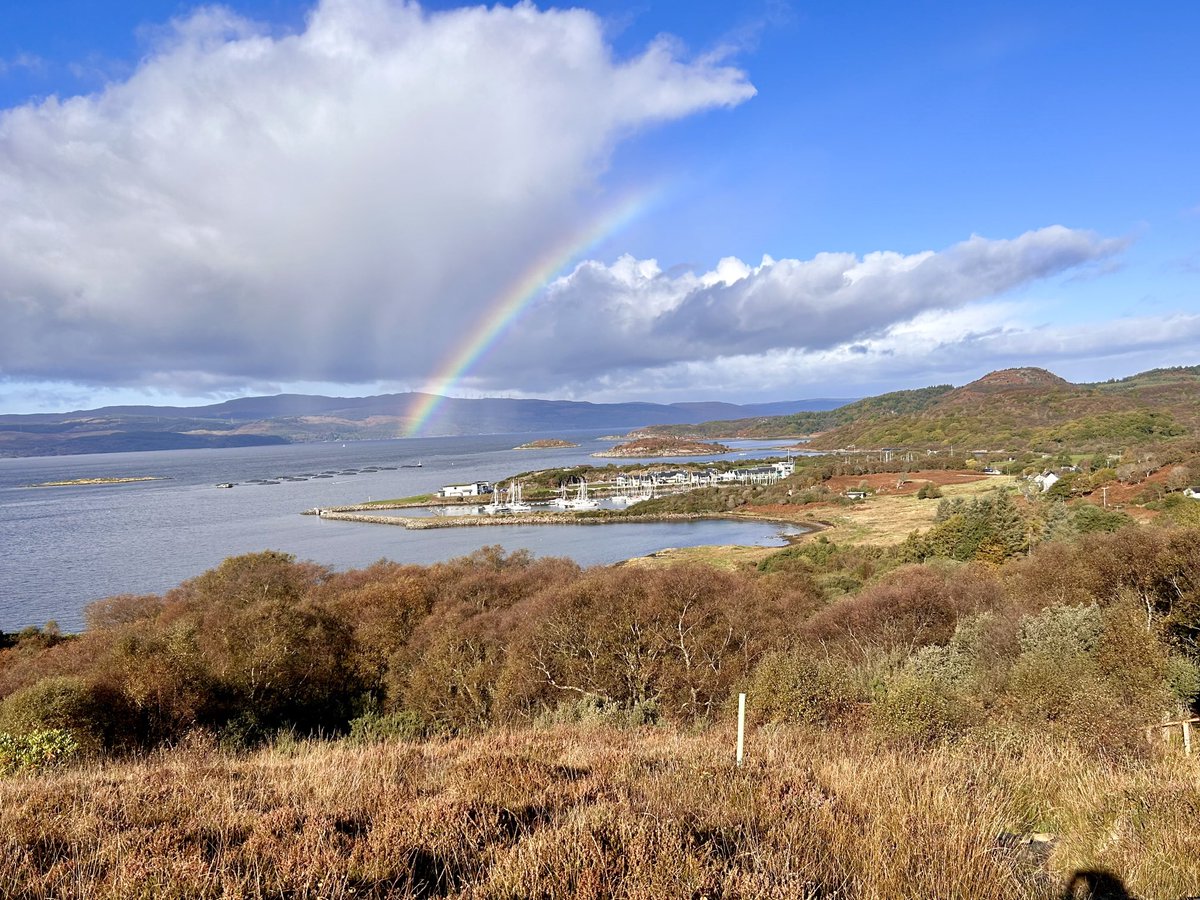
[1,0,1197,413]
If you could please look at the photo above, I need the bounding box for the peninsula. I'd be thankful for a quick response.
[594,437,731,458]
[514,438,580,450]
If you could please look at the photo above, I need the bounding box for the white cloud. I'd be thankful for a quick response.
[474,225,1126,387]
[0,0,754,389]
[0,53,44,76]
[552,304,1200,405]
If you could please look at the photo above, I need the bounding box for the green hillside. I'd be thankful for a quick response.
[638,384,954,439]
[639,365,1200,453]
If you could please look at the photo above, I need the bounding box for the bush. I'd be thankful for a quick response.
[1018,603,1102,656]
[1070,504,1133,535]
[535,697,662,729]
[748,652,861,726]
[1165,655,1200,709]
[0,729,80,776]
[1005,651,1115,735]
[870,675,975,745]
[0,676,114,753]
[346,710,429,744]
[905,613,993,692]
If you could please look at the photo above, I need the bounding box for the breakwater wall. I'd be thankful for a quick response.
[310,510,729,530]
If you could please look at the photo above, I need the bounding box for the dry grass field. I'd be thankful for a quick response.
[2,724,1198,899]
[630,471,1014,569]
[790,472,1017,547]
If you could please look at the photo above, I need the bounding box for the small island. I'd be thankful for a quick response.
[593,437,731,458]
[513,438,580,450]
[29,476,163,488]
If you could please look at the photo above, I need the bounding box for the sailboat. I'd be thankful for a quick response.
[506,480,532,513]
[482,481,530,514]
[562,477,599,511]
[549,482,572,509]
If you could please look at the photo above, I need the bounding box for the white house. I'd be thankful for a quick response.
[657,470,691,486]
[1032,472,1060,492]
[437,481,493,498]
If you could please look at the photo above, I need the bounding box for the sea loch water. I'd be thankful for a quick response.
[0,432,805,631]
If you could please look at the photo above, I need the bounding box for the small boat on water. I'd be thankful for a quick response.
[215,482,234,489]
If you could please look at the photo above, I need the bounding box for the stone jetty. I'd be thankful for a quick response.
[310,510,722,529]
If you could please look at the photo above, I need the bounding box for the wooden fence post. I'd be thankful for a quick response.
[736,693,746,767]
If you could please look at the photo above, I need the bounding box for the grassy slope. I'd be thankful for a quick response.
[3,725,1197,899]
[636,385,955,440]
[637,366,1200,452]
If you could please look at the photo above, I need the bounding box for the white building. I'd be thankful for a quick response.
[437,481,493,498]
[1032,472,1060,492]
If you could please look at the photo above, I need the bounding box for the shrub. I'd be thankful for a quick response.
[346,710,428,744]
[0,729,80,776]
[1165,655,1200,708]
[870,675,975,745]
[534,696,661,729]
[0,676,113,753]
[804,564,1000,655]
[1018,603,1102,656]
[905,613,993,692]
[1004,651,1115,736]
[748,651,861,726]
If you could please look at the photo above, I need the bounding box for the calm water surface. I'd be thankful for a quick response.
[0,433,806,631]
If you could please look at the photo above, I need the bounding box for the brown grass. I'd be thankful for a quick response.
[2,725,1197,899]
[624,473,1015,566]
[807,474,1017,547]
[619,543,783,571]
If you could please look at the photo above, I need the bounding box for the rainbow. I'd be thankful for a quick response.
[404,190,656,437]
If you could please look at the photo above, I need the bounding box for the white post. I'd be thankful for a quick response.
[736,693,746,767]
[1184,720,1193,756]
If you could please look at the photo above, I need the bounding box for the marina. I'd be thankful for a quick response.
[0,432,808,632]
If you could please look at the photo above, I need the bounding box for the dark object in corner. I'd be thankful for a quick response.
[1062,870,1135,900]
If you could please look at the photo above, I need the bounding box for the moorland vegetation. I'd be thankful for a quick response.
[2,507,1200,895]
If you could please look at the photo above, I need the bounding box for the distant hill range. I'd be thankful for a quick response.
[637,365,1200,453]
[0,393,852,458]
